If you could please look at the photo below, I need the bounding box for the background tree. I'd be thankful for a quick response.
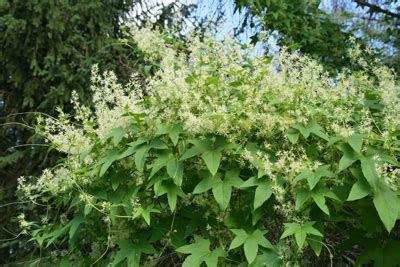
[326,0,400,73]
[0,0,193,263]
[231,0,399,73]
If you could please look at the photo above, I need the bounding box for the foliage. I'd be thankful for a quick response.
[232,0,399,74]
[341,0,400,74]
[0,0,194,263]
[17,27,400,266]
[234,0,351,71]
[0,0,169,179]
[0,0,138,263]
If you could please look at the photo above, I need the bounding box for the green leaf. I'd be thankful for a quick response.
[365,148,400,166]
[347,178,371,201]
[79,147,92,163]
[111,240,140,267]
[250,250,282,267]
[157,124,182,146]
[117,145,139,160]
[135,145,149,172]
[149,153,169,178]
[176,236,226,267]
[287,128,299,144]
[156,182,186,212]
[45,224,69,248]
[313,185,340,215]
[204,248,226,267]
[364,99,385,111]
[59,257,73,267]
[193,173,222,194]
[69,214,84,240]
[239,176,273,210]
[213,170,243,210]
[280,221,322,248]
[308,235,323,256]
[100,160,114,177]
[229,229,248,250]
[317,185,340,201]
[149,138,168,150]
[302,222,324,236]
[156,124,170,135]
[109,171,129,191]
[193,170,242,210]
[295,185,339,215]
[224,169,243,187]
[280,224,300,239]
[360,156,379,190]
[309,165,334,190]
[293,123,310,138]
[169,124,182,146]
[126,137,148,151]
[293,170,313,184]
[313,165,335,179]
[244,236,259,265]
[133,205,160,225]
[327,136,343,146]
[243,143,267,178]
[84,203,93,216]
[350,167,364,179]
[212,181,232,211]
[180,139,212,161]
[98,149,120,177]
[167,158,184,186]
[201,150,222,176]
[311,192,329,215]
[29,230,45,247]
[308,121,329,141]
[294,165,334,190]
[108,126,125,145]
[179,146,205,161]
[295,228,307,248]
[338,144,359,172]
[252,208,262,226]
[373,182,399,232]
[347,134,363,153]
[204,76,219,86]
[254,180,272,210]
[111,239,155,267]
[229,229,273,264]
[185,75,196,84]
[292,120,328,141]
[295,188,310,211]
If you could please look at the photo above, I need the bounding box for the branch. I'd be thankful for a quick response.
[353,0,400,19]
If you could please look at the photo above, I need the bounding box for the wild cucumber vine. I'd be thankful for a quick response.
[17,27,400,266]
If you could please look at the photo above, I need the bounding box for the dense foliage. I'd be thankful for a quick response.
[232,0,400,74]
[0,0,191,263]
[0,0,190,180]
[18,28,400,266]
[234,0,351,71]
[0,1,139,263]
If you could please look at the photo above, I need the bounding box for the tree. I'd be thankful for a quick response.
[232,0,399,73]
[332,0,400,73]
[0,0,192,263]
[0,0,136,178]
